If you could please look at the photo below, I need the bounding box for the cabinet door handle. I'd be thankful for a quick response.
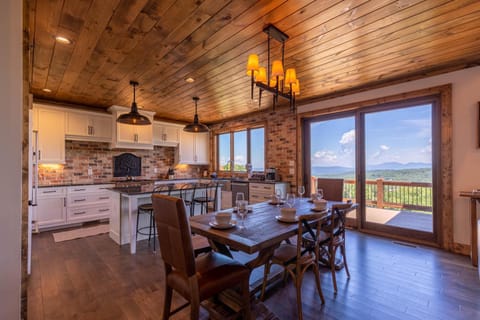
[74,198,86,202]
[73,188,86,192]
[73,211,87,215]
[99,196,109,200]
[64,198,66,207]
[98,208,110,212]
[38,150,41,160]
[43,190,56,194]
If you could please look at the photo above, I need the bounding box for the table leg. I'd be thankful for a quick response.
[471,199,478,267]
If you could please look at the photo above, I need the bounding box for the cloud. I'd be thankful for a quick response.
[380,145,390,151]
[339,129,355,145]
[313,150,337,163]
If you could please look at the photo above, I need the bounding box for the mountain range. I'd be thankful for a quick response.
[312,162,431,175]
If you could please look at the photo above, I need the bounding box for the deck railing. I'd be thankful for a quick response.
[311,177,432,212]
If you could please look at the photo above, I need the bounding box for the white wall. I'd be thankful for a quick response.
[302,66,480,245]
[0,0,23,318]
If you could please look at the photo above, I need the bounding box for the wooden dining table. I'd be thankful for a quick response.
[189,198,331,271]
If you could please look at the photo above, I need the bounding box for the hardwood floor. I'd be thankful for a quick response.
[28,229,480,319]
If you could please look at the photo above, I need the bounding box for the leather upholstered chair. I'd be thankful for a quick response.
[152,193,251,320]
[316,178,344,201]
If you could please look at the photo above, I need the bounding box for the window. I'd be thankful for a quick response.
[217,126,265,172]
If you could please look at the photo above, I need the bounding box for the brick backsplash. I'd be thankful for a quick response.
[38,140,206,186]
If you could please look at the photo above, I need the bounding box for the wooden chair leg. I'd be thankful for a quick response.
[330,245,338,293]
[341,244,350,278]
[312,263,325,304]
[190,296,200,320]
[295,275,304,320]
[162,286,172,320]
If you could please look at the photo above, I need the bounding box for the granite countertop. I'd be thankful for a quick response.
[110,181,224,196]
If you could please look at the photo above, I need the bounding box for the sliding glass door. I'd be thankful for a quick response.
[304,97,439,243]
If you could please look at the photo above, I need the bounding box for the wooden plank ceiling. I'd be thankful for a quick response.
[29,0,480,124]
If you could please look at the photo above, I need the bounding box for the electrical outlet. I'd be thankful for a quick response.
[154,168,158,173]
[88,166,93,176]
[289,168,294,174]
[289,160,295,166]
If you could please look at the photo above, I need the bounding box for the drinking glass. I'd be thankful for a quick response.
[286,193,296,208]
[235,192,245,210]
[297,185,305,198]
[317,188,324,200]
[275,189,283,207]
[237,200,248,229]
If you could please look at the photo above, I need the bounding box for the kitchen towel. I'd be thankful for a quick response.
[52,224,109,242]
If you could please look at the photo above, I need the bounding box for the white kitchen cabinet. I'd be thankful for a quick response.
[36,184,113,230]
[178,131,209,164]
[66,184,113,224]
[35,105,66,164]
[248,182,289,204]
[108,105,155,150]
[35,187,66,229]
[153,121,181,146]
[66,110,112,142]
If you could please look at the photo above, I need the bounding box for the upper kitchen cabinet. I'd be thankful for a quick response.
[108,105,155,150]
[34,104,66,164]
[153,121,182,147]
[65,110,112,142]
[178,131,209,165]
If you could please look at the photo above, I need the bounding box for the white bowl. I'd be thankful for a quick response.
[313,199,327,210]
[280,207,296,220]
[215,212,232,226]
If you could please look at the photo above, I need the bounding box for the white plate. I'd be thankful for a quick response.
[209,220,237,229]
[275,215,298,223]
[311,207,327,212]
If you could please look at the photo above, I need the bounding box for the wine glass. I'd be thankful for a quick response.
[317,188,324,200]
[297,185,305,198]
[286,193,296,208]
[237,200,248,229]
[275,189,282,207]
[235,192,244,210]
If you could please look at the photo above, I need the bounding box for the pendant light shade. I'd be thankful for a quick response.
[116,81,151,125]
[183,96,209,133]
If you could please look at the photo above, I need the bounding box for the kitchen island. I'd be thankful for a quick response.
[109,180,222,254]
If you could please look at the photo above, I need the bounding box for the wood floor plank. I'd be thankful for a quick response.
[28,228,480,319]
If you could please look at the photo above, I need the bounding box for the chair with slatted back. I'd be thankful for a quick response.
[136,184,172,252]
[152,194,251,320]
[260,212,325,320]
[317,178,344,201]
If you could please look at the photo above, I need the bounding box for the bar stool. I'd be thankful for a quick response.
[192,182,218,215]
[136,185,172,252]
[179,183,195,217]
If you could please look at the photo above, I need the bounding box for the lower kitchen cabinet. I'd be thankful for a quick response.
[248,182,289,204]
[36,187,66,229]
[35,184,113,230]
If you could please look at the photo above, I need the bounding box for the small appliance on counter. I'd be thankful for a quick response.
[265,167,278,181]
[167,168,175,180]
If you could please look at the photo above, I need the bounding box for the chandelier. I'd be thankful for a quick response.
[116,81,151,125]
[246,24,300,112]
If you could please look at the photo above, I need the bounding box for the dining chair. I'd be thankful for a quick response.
[317,178,344,201]
[303,202,353,293]
[260,212,325,320]
[136,184,172,252]
[152,193,251,320]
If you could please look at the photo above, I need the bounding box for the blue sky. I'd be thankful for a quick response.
[310,104,432,167]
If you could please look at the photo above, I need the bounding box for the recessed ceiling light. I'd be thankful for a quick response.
[55,36,72,44]
[185,77,195,83]
[42,88,52,93]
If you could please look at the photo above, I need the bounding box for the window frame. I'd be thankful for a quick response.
[216,124,265,174]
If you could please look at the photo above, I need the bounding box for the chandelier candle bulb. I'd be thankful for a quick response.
[271,60,284,79]
[285,68,297,85]
[256,67,267,84]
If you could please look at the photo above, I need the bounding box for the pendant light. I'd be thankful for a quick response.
[116,81,151,125]
[183,96,209,133]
